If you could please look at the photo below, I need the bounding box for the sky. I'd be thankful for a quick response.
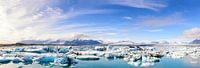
[0,0,200,44]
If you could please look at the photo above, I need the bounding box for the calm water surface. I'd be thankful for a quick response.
[0,57,200,68]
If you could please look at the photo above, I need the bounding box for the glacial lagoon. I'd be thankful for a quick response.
[0,57,200,68]
[0,45,199,68]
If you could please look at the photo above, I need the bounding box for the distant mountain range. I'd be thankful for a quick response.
[17,40,44,44]
[17,39,102,45]
[64,39,102,45]
[108,41,135,45]
[17,39,200,45]
[17,40,65,44]
[190,39,200,44]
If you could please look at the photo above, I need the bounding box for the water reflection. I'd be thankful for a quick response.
[183,56,200,65]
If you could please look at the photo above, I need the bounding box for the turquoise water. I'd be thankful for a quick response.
[73,57,200,68]
[0,57,200,68]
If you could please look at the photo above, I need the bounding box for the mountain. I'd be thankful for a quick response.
[190,39,200,44]
[17,39,102,45]
[108,41,135,45]
[44,40,66,44]
[17,40,65,44]
[17,40,46,44]
[64,39,102,45]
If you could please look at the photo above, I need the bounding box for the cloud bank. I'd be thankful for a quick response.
[137,13,185,27]
[0,0,168,44]
[0,0,68,43]
[182,27,200,39]
[109,0,166,11]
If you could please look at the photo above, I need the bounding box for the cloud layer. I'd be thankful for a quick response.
[137,13,185,27]
[109,0,166,11]
[2,0,192,44]
[0,0,67,43]
[182,27,200,39]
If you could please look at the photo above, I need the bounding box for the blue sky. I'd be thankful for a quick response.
[0,0,200,43]
[55,0,200,42]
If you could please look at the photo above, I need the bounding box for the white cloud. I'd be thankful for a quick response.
[0,0,170,44]
[0,0,117,44]
[146,29,163,32]
[61,0,166,12]
[0,0,73,44]
[123,16,133,20]
[108,0,167,11]
[137,13,185,27]
[182,27,200,39]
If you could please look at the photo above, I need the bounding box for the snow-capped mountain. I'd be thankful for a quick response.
[64,39,102,45]
[108,41,135,45]
[17,40,46,44]
[44,40,66,44]
[190,39,200,44]
[17,40,66,44]
[16,39,102,45]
